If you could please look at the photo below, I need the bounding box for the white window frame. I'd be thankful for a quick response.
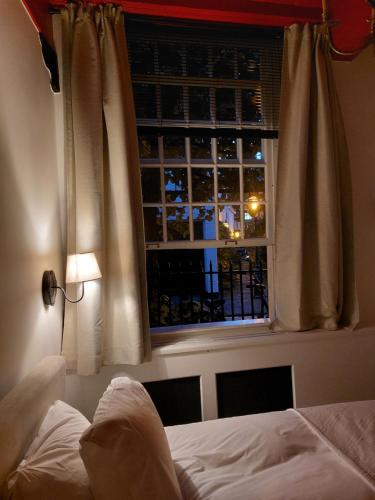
[129,21,280,340]
[143,138,277,340]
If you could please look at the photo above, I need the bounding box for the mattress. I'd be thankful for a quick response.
[165,401,375,500]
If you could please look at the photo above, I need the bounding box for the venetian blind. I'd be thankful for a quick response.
[126,16,283,135]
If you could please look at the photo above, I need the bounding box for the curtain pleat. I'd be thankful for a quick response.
[272,24,358,332]
[61,4,151,374]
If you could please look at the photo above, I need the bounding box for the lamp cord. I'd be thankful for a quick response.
[53,282,85,303]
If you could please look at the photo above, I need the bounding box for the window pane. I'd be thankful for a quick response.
[161,86,184,120]
[243,137,263,161]
[141,168,161,203]
[218,205,241,240]
[158,43,184,76]
[243,167,265,202]
[216,89,236,122]
[144,207,163,242]
[164,136,186,160]
[146,246,269,327]
[167,206,190,241]
[189,87,211,121]
[217,246,268,320]
[217,137,238,161]
[237,48,260,80]
[129,41,155,75]
[213,47,235,78]
[191,136,212,161]
[133,84,157,119]
[244,205,266,238]
[242,89,262,123]
[187,45,210,77]
[193,206,215,240]
[192,168,214,202]
[164,168,188,202]
[138,135,159,160]
[218,168,240,202]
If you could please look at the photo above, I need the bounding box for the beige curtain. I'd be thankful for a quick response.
[61,4,151,374]
[272,24,358,332]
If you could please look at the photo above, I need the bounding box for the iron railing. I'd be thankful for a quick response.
[147,258,268,327]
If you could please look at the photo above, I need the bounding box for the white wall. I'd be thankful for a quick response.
[66,329,375,420]
[65,47,375,420]
[0,0,65,398]
[2,2,373,422]
[333,46,375,328]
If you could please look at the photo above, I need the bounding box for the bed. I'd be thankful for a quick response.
[0,356,374,499]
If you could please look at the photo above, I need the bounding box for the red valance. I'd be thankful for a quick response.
[22,0,373,59]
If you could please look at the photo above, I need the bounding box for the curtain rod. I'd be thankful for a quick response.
[49,3,123,14]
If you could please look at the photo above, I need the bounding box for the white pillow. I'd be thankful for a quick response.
[5,400,93,500]
[79,377,183,500]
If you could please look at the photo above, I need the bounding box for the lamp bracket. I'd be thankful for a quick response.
[42,270,57,306]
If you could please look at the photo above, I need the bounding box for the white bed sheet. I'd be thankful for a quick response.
[166,405,375,500]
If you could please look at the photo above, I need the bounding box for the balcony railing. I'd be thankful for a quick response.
[147,257,268,327]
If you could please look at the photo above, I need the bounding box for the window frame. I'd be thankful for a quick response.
[141,138,275,249]
[142,139,277,337]
[128,17,280,337]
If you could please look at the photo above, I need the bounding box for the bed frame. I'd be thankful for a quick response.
[0,356,66,490]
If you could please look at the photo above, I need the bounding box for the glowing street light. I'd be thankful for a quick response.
[248,195,259,213]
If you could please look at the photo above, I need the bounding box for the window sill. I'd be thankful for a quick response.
[151,324,375,357]
[152,318,269,342]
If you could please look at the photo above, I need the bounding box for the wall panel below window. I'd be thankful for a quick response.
[143,376,202,425]
[216,366,293,418]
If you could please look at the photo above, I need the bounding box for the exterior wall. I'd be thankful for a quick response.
[0,0,65,398]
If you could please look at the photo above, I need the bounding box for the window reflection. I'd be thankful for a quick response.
[243,167,265,202]
[244,205,266,238]
[164,168,189,202]
[218,168,240,201]
[143,207,163,242]
[217,137,238,161]
[242,89,262,123]
[216,89,236,122]
[189,87,211,121]
[191,136,212,161]
[130,41,155,75]
[237,49,260,80]
[158,43,184,76]
[133,84,157,119]
[213,47,235,78]
[218,205,241,240]
[141,168,161,203]
[138,135,159,159]
[243,137,263,161]
[164,136,186,160]
[167,206,190,241]
[187,45,210,77]
[193,206,215,240]
[161,86,184,120]
[192,168,214,202]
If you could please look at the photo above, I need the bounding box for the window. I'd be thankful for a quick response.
[127,17,282,330]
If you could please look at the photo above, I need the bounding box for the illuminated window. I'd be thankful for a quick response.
[128,17,282,329]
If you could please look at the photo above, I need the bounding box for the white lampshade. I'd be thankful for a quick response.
[66,252,102,284]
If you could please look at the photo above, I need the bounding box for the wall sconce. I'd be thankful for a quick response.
[42,252,102,306]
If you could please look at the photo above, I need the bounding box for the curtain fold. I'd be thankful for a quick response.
[61,3,151,375]
[272,24,358,332]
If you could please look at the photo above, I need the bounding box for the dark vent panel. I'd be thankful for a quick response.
[216,366,293,418]
[143,376,201,426]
